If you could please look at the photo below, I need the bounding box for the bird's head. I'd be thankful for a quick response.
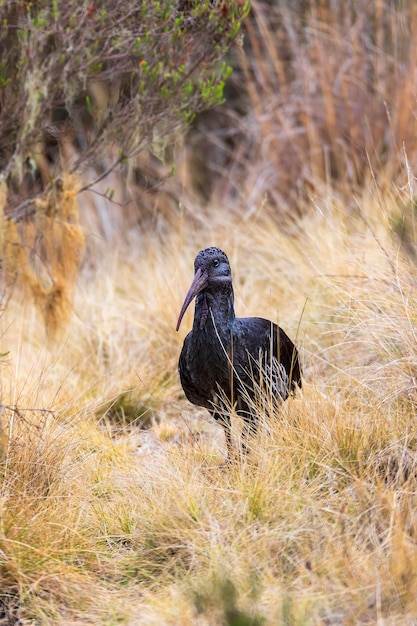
[176,247,232,331]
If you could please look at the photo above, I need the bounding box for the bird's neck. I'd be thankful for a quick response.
[193,288,235,336]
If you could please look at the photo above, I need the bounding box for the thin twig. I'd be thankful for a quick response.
[0,404,56,430]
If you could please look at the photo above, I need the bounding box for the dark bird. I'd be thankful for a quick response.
[176,247,302,458]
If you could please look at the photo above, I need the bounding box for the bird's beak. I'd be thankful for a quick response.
[176,267,208,331]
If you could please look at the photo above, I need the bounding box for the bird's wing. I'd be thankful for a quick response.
[232,317,302,400]
[274,323,302,392]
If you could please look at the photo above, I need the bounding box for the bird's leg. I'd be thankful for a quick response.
[213,411,233,461]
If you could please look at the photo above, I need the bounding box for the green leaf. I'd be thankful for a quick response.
[86,95,93,115]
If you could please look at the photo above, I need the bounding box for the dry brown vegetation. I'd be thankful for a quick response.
[1,1,417,624]
[188,1,417,216]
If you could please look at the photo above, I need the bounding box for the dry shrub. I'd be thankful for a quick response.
[0,0,246,232]
[0,175,85,341]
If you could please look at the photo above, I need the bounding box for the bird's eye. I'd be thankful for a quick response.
[213,259,219,267]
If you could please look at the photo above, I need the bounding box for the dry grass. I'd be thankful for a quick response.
[1,168,417,623]
[188,1,417,216]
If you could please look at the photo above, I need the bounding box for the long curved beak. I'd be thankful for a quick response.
[176,267,208,331]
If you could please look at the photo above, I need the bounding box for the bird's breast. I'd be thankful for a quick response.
[184,327,232,395]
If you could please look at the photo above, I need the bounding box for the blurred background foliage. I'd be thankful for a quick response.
[2,0,416,222]
[0,0,245,215]
[189,0,417,215]
[1,0,417,332]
